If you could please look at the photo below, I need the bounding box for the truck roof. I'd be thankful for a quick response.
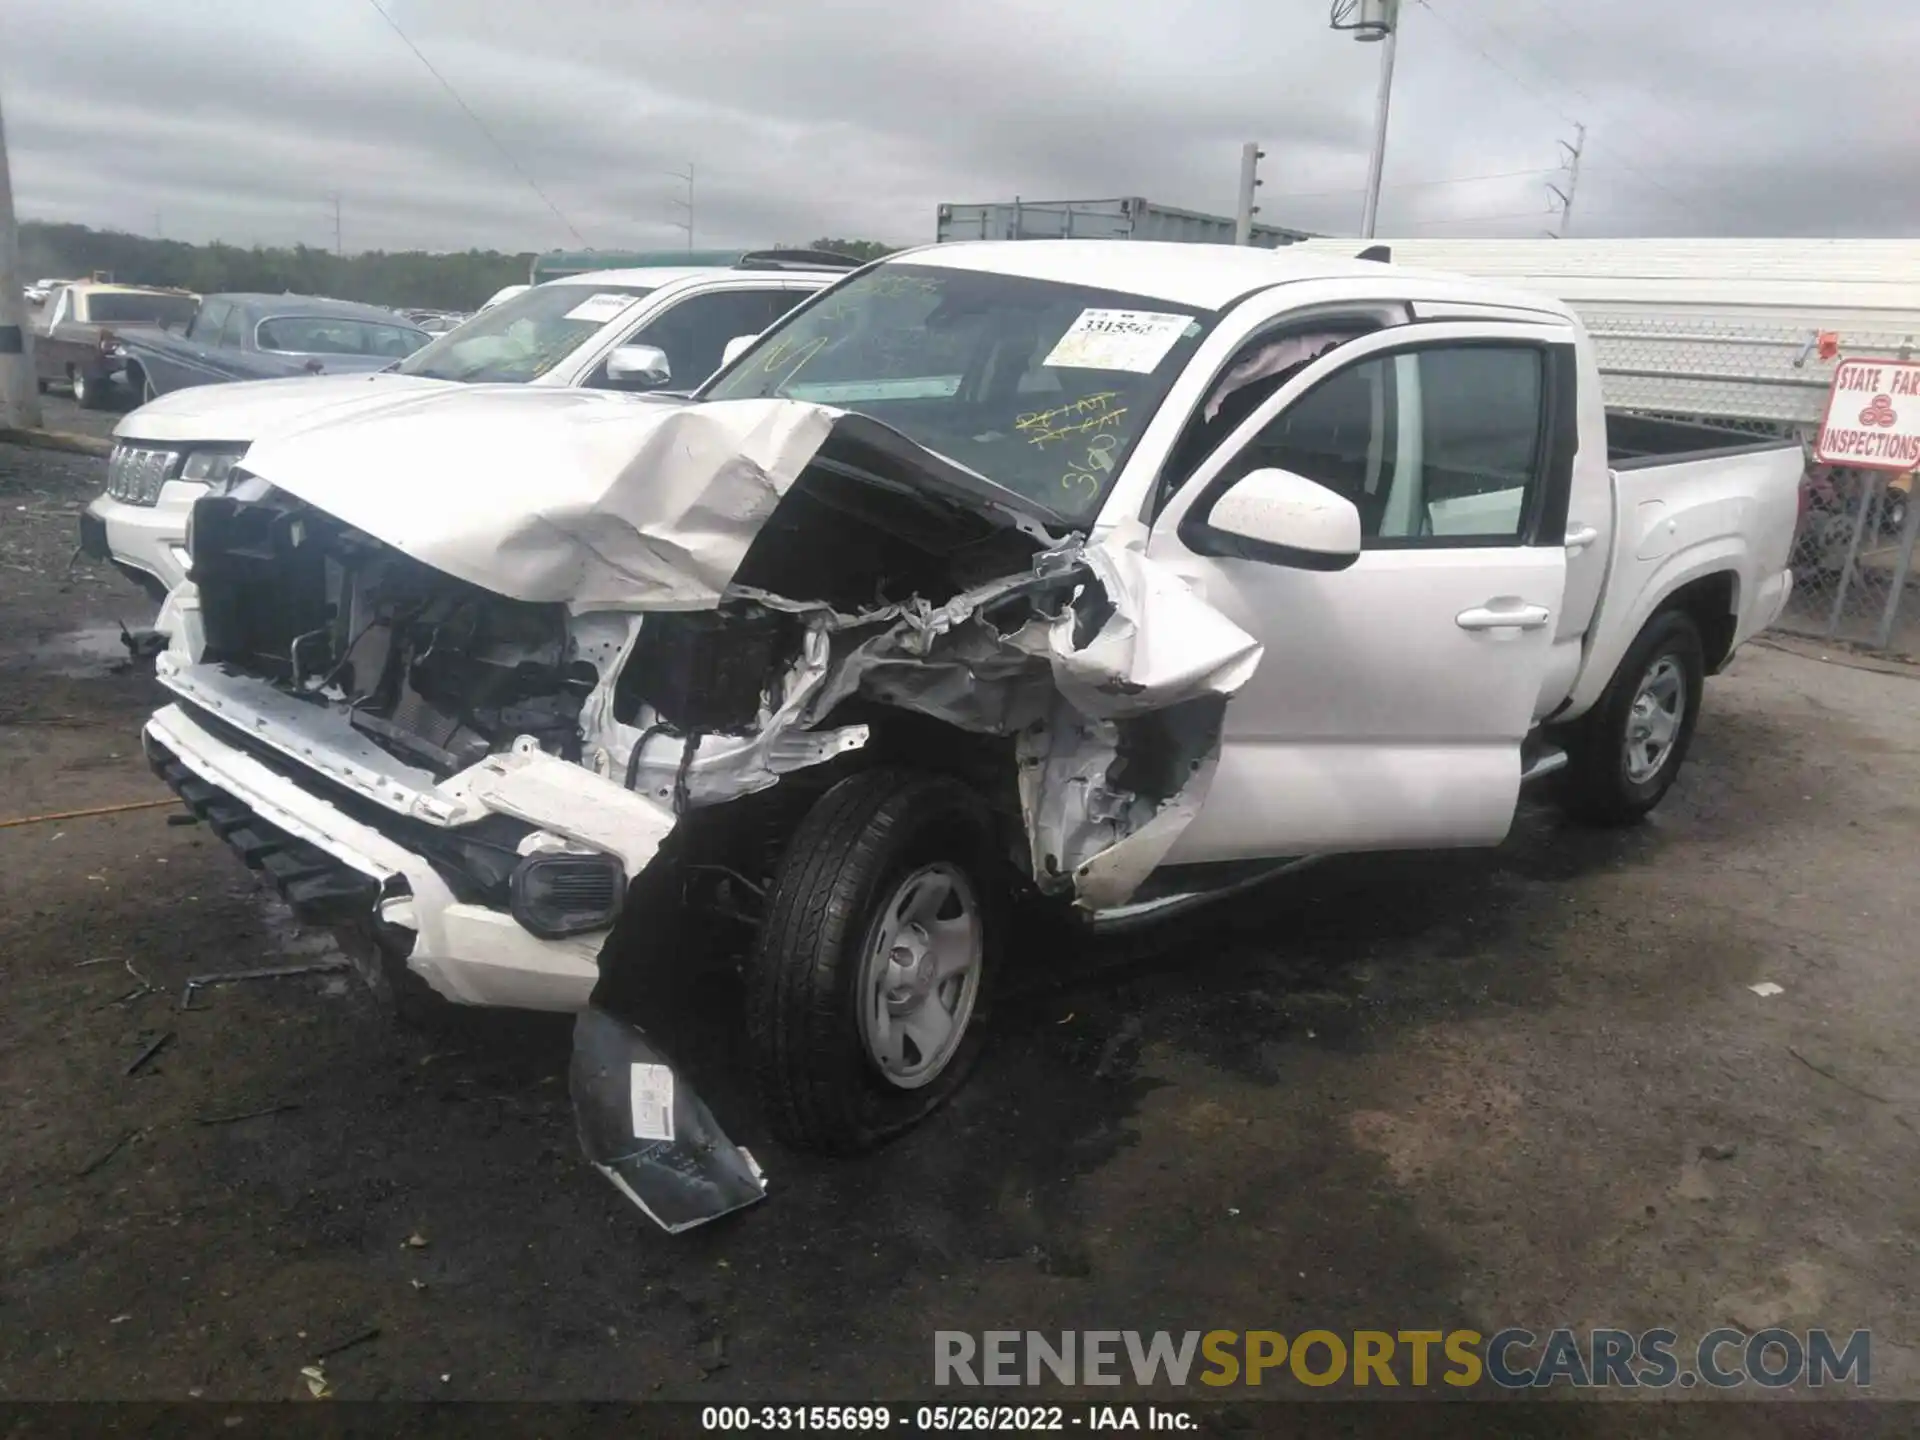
[899,239,1568,316]
[63,282,196,297]
[550,263,845,291]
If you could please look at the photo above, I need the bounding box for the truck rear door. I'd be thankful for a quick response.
[1146,319,1581,861]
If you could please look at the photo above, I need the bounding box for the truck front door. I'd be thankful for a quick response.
[1146,320,1579,862]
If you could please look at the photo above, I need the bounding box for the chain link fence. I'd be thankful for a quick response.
[1581,311,1920,654]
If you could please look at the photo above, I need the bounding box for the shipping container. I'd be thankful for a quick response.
[1292,237,1920,428]
[935,197,1312,249]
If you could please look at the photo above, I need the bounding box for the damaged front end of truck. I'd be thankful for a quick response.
[145,386,1260,1232]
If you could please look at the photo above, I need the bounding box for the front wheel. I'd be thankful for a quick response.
[745,768,1002,1155]
[1558,609,1705,826]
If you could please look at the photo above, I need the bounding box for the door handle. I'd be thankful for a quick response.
[1456,603,1552,632]
[1564,523,1600,552]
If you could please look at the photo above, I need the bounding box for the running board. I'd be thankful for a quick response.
[1087,856,1323,934]
[1521,745,1568,784]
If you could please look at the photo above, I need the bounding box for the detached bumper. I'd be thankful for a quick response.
[144,701,604,1010]
[145,697,770,1232]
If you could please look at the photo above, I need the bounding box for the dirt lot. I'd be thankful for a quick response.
[3,403,1918,1415]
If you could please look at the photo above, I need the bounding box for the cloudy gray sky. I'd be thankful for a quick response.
[3,0,1915,254]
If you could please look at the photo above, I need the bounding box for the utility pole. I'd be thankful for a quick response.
[668,163,695,251]
[1357,0,1402,239]
[0,86,42,430]
[1234,141,1266,246]
[1548,122,1586,238]
[327,193,343,256]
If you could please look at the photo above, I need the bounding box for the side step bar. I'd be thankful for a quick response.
[1521,745,1568,784]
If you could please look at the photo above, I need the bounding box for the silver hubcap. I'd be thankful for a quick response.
[1624,655,1685,784]
[857,862,983,1090]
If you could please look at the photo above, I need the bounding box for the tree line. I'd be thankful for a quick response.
[22,223,905,313]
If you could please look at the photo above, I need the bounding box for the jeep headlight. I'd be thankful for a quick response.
[180,447,247,489]
[105,444,181,506]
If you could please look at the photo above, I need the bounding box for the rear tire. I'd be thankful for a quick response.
[745,768,1003,1155]
[1559,608,1706,826]
[73,367,108,410]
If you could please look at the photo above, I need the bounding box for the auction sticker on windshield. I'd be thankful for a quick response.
[1045,309,1194,373]
[1815,357,1920,470]
[565,293,641,324]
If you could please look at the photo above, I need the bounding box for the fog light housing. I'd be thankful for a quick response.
[508,851,626,938]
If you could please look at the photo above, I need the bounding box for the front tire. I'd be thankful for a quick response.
[1559,608,1705,825]
[746,768,1003,1155]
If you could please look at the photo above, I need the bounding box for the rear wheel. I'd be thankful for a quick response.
[72,367,107,410]
[745,768,1002,1154]
[1559,609,1705,825]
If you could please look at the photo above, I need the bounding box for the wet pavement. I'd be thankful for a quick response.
[2,423,1918,1413]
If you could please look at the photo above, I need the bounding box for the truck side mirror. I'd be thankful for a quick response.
[720,333,758,369]
[605,344,672,389]
[1181,466,1362,572]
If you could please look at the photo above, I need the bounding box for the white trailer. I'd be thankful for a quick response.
[1291,238,1920,429]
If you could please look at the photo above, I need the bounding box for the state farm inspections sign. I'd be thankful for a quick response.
[1815,357,1920,471]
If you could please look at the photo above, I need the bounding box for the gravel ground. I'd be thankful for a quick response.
[2,421,1917,1422]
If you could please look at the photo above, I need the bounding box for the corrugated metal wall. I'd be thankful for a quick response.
[936,198,1310,248]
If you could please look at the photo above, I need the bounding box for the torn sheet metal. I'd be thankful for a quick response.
[570,1004,767,1233]
[1039,541,1263,718]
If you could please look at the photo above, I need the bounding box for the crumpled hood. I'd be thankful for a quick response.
[238,384,943,612]
[114,371,450,446]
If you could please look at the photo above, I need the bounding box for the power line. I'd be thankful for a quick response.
[1269,166,1556,202]
[1470,1,1771,224]
[1411,0,1578,126]
[1398,210,1558,228]
[1410,0,1711,225]
[364,0,586,246]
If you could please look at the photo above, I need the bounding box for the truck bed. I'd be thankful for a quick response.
[1606,410,1803,469]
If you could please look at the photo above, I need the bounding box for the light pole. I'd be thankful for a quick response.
[1333,0,1402,239]
[0,87,42,430]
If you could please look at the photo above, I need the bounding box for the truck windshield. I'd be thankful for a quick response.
[701,264,1214,522]
[396,281,656,383]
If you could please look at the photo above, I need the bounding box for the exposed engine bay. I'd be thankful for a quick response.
[180,405,1261,910]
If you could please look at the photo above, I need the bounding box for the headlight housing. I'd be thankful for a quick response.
[105,444,181,506]
[180,448,247,489]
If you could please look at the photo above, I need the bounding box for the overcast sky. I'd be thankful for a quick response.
[3,0,1915,255]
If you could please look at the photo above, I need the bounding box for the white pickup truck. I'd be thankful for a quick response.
[78,254,854,603]
[141,240,1800,1232]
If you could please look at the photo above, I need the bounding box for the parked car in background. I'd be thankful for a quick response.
[25,277,74,305]
[114,293,431,404]
[401,308,467,333]
[85,255,856,602]
[33,283,201,408]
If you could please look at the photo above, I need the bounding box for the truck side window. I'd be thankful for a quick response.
[1154,323,1374,516]
[608,288,793,389]
[1225,342,1545,544]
